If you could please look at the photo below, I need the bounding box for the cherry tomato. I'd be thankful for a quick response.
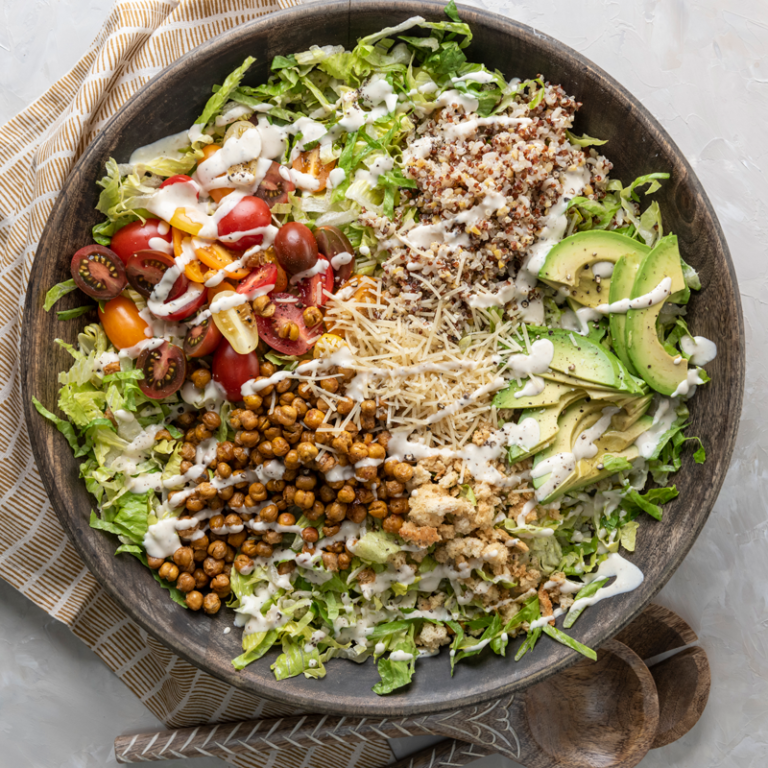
[184,259,212,283]
[98,296,149,349]
[212,339,260,401]
[295,255,333,308]
[255,161,295,208]
[200,145,234,203]
[160,174,194,188]
[195,242,250,279]
[71,245,127,300]
[256,292,322,355]
[217,196,271,250]
[237,264,278,297]
[315,226,355,287]
[110,220,172,264]
[156,282,207,322]
[137,341,187,399]
[183,316,223,358]
[211,291,259,354]
[126,250,177,297]
[292,147,336,193]
[274,222,318,276]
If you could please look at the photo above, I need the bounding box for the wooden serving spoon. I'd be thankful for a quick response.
[389,604,711,768]
[114,638,658,766]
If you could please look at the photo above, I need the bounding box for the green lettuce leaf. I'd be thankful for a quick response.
[542,624,597,660]
[195,56,256,127]
[566,130,608,147]
[44,279,77,311]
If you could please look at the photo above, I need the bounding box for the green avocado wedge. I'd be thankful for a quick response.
[569,270,612,308]
[538,230,650,288]
[625,236,688,395]
[608,250,645,376]
[525,326,642,393]
[494,380,578,410]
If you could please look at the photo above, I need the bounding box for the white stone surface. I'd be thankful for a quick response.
[1,1,765,767]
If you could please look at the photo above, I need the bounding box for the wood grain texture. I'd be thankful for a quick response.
[650,645,711,749]
[113,639,659,767]
[615,603,698,660]
[21,0,744,716]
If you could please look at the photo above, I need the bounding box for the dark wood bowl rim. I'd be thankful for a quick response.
[21,0,744,716]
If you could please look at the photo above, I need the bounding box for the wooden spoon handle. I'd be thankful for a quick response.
[392,739,492,768]
[114,713,438,763]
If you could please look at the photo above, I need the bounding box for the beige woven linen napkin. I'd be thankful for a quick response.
[0,1,391,766]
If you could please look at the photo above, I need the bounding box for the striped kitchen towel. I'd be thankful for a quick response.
[0,1,391,766]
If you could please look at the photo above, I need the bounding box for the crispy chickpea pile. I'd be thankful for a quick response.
[148,359,416,613]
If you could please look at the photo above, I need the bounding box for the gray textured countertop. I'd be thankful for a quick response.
[1,1,765,766]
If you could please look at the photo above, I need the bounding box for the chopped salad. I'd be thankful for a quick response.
[37,2,715,694]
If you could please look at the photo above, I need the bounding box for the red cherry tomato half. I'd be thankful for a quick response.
[156,282,207,322]
[137,341,187,399]
[212,339,261,401]
[109,219,172,265]
[183,315,223,358]
[254,161,296,209]
[71,245,127,301]
[125,250,177,297]
[295,255,333,308]
[256,292,322,356]
[217,196,271,251]
[160,174,194,188]
[236,263,278,298]
[274,221,318,276]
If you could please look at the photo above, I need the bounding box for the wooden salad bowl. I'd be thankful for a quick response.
[21,0,744,716]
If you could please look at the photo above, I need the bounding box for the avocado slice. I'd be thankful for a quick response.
[611,395,652,430]
[507,390,586,463]
[538,231,650,287]
[526,326,641,393]
[494,380,578,409]
[569,270,612,308]
[599,414,654,452]
[531,399,606,487]
[625,236,688,395]
[607,250,645,376]
[540,446,641,503]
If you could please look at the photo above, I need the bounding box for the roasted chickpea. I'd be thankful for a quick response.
[347,442,369,463]
[234,553,254,573]
[194,423,212,442]
[322,523,341,537]
[301,527,319,543]
[185,590,204,611]
[203,593,221,615]
[297,442,319,463]
[383,459,399,477]
[193,548,207,563]
[158,562,179,582]
[360,399,377,417]
[368,500,388,519]
[191,368,211,389]
[240,410,259,430]
[203,556,225,577]
[255,541,274,558]
[393,462,414,483]
[176,572,196,592]
[209,514,226,533]
[278,512,296,527]
[249,482,268,501]
[277,561,296,576]
[389,498,410,515]
[241,539,258,557]
[332,432,353,454]
[335,485,356,504]
[338,553,351,570]
[305,501,325,521]
[192,568,209,589]
[186,497,204,513]
[260,504,279,523]
[316,453,337,473]
[383,515,404,534]
[210,574,231,597]
[295,474,317,491]
[172,546,194,570]
[336,397,354,416]
[230,492,245,509]
[202,411,221,431]
[271,436,290,457]
[347,503,368,524]
[274,405,298,426]
[368,443,386,461]
[386,480,405,497]
[147,556,164,570]
[217,441,236,462]
[303,409,325,430]
[322,551,339,572]
[263,531,283,545]
[218,485,234,501]
[284,449,301,470]
[180,442,197,461]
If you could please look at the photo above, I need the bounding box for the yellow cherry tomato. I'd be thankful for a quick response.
[184,260,213,283]
[201,144,235,204]
[169,208,203,236]
[313,333,346,359]
[207,280,238,303]
[98,296,149,350]
[195,242,250,280]
[211,290,259,354]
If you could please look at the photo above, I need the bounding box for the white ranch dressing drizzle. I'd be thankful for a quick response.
[327,167,347,189]
[567,553,644,615]
[147,236,173,254]
[508,339,555,398]
[671,368,706,399]
[289,258,328,284]
[389,650,414,662]
[680,335,717,366]
[330,251,353,270]
[143,518,183,559]
[531,452,576,501]
[596,277,671,314]
[572,407,620,461]
[634,397,677,458]
[451,70,496,84]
